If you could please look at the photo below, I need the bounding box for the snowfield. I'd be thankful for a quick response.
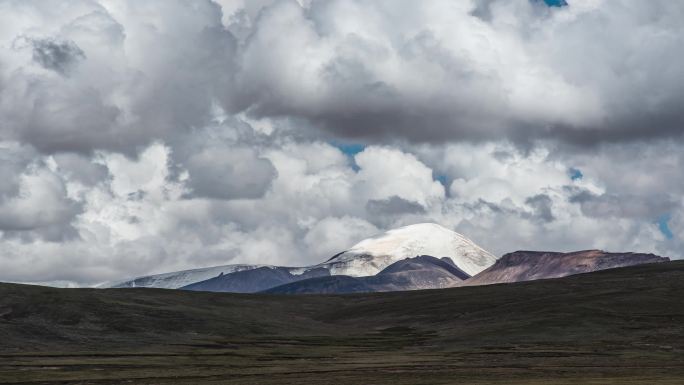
[105,264,266,289]
[316,223,497,277]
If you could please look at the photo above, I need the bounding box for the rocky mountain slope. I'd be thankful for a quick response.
[464,249,669,286]
[181,267,330,293]
[264,255,470,294]
[104,264,266,289]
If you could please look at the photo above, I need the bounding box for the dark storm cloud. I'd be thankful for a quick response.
[30,38,85,76]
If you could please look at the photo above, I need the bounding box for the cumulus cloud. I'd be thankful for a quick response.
[184,147,277,200]
[0,0,237,154]
[354,147,445,206]
[0,0,682,286]
[3,0,682,154]
[228,0,684,145]
[0,143,81,241]
[303,216,378,260]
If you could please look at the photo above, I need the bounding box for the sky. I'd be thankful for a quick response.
[0,0,682,287]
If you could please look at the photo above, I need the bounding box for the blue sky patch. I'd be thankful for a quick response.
[434,174,449,187]
[331,142,365,172]
[332,142,366,156]
[657,214,674,240]
[569,167,583,181]
[543,0,568,7]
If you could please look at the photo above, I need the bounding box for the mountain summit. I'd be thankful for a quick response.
[105,223,496,290]
[315,223,497,277]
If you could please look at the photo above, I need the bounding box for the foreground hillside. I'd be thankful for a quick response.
[1,262,684,384]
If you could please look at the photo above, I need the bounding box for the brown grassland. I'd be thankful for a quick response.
[1,261,683,384]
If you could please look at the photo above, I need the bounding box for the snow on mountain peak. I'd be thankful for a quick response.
[104,223,496,289]
[318,223,497,277]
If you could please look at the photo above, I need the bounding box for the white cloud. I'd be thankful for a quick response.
[354,146,445,207]
[0,0,682,286]
[303,216,378,259]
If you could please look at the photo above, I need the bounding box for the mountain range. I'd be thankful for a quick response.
[464,249,670,286]
[264,255,470,294]
[105,223,670,294]
[107,223,495,292]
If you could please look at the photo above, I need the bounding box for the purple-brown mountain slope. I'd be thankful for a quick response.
[464,250,669,286]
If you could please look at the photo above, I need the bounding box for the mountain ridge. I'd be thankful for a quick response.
[101,224,671,294]
[264,255,470,294]
[104,223,495,290]
[464,249,669,286]
[181,266,331,293]
[315,223,497,277]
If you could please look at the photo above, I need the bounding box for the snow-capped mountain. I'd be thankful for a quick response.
[181,267,330,293]
[105,264,267,289]
[104,223,497,290]
[265,255,472,294]
[314,223,497,277]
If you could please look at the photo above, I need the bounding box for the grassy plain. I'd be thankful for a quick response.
[1,261,683,384]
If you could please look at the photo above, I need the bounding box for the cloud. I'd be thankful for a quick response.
[525,194,555,223]
[0,0,683,286]
[366,195,427,228]
[29,38,85,75]
[354,147,445,206]
[568,190,678,220]
[2,0,684,154]
[366,196,426,217]
[0,0,237,154]
[0,136,682,286]
[0,143,81,241]
[185,146,277,200]
[303,216,378,259]
[0,168,81,241]
[227,0,684,145]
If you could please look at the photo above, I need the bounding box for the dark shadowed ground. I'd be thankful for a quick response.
[1,261,684,384]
